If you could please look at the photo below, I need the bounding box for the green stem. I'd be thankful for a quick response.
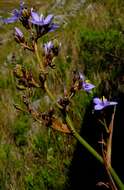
[34,43,45,72]
[66,114,124,190]
[109,167,124,190]
[44,81,62,109]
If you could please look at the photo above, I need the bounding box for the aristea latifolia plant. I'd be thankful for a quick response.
[1,1,124,190]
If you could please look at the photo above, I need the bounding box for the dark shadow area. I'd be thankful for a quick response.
[64,91,124,190]
[112,92,124,182]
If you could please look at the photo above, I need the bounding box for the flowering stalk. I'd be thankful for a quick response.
[34,41,63,109]
[66,113,124,190]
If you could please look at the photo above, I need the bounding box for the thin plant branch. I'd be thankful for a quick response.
[66,113,124,190]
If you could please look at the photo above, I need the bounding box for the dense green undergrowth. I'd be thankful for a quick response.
[0,0,124,189]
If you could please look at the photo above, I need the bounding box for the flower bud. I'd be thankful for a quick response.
[14,27,25,43]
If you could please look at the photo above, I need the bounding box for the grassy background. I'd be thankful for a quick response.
[0,0,124,189]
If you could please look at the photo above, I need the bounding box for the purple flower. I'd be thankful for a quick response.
[43,41,54,55]
[30,11,54,26]
[93,97,118,110]
[43,40,61,56]
[82,80,95,93]
[30,10,59,37]
[2,0,24,24]
[78,73,95,92]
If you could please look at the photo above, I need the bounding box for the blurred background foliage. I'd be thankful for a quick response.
[0,0,124,189]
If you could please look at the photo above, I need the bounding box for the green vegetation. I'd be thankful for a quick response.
[0,0,124,189]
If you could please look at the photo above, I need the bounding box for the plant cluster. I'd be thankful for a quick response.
[1,1,124,189]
